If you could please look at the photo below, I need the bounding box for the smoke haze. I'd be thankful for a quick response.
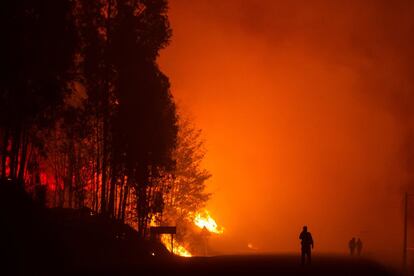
[159,0,414,263]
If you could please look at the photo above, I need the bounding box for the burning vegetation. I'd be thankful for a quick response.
[158,209,225,256]
[0,0,218,259]
[194,210,224,234]
[160,234,192,257]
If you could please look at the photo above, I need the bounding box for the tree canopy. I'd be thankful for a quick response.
[0,1,212,252]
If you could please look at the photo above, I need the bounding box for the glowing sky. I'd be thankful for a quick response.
[159,0,414,260]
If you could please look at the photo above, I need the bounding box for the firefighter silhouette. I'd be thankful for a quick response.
[299,226,314,265]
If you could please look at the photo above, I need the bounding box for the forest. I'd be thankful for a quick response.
[0,0,211,257]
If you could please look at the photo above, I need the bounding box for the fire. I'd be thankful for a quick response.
[149,218,191,257]
[194,210,224,234]
[154,209,224,256]
[160,235,192,257]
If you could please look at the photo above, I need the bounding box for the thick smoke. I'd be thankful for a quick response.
[160,0,414,264]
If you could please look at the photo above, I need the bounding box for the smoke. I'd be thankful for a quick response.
[159,0,414,264]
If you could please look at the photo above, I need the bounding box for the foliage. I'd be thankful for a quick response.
[160,114,211,253]
[0,0,77,186]
[0,0,212,247]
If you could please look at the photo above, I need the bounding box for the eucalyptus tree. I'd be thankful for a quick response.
[76,0,177,235]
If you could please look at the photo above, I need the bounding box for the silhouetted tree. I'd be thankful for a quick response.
[112,63,177,236]
[0,0,77,188]
[0,0,185,244]
[109,1,175,232]
[44,102,93,208]
[74,0,177,236]
[158,114,211,252]
[165,115,211,217]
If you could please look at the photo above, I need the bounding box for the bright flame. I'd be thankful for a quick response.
[160,235,192,257]
[194,210,224,234]
[150,218,191,257]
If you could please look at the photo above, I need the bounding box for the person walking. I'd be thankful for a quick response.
[299,225,314,265]
[349,237,356,256]
[356,238,363,256]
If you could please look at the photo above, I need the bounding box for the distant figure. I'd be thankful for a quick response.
[299,226,314,265]
[356,238,363,256]
[349,237,356,256]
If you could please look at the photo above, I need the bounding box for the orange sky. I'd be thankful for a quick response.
[159,0,414,261]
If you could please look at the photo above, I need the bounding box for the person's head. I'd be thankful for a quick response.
[303,226,307,232]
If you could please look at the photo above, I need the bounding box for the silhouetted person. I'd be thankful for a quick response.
[299,226,314,265]
[349,237,356,256]
[356,238,363,256]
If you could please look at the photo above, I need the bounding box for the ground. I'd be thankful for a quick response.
[0,182,400,275]
[74,254,398,276]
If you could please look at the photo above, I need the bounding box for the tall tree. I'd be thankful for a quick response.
[159,114,211,253]
[0,0,180,242]
[0,0,77,187]
[164,115,211,218]
[110,0,177,234]
[75,0,177,234]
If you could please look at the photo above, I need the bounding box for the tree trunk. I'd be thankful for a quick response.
[9,126,21,181]
[120,184,129,222]
[17,128,28,187]
[94,117,100,213]
[66,141,74,208]
[101,115,107,214]
[117,183,123,220]
[1,127,9,180]
[137,184,147,237]
[108,163,116,217]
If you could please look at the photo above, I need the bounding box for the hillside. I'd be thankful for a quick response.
[0,181,170,275]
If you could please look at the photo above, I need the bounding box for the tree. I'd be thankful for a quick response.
[0,0,77,188]
[112,63,177,236]
[74,0,177,236]
[166,115,211,216]
[0,0,182,244]
[160,114,211,252]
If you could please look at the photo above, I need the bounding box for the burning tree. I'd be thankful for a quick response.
[0,0,178,237]
[156,114,214,255]
[0,0,223,257]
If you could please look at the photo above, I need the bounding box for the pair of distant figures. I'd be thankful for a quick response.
[349,237,363,256]
[298,226,364,266]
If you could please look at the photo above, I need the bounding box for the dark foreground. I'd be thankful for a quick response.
[1,253,401,276]
[70,254,398,276]
[0,183,400,275]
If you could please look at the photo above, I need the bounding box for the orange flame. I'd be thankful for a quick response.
[154,209,224,256]
[194,210,224,234]
[160,235,192,257]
